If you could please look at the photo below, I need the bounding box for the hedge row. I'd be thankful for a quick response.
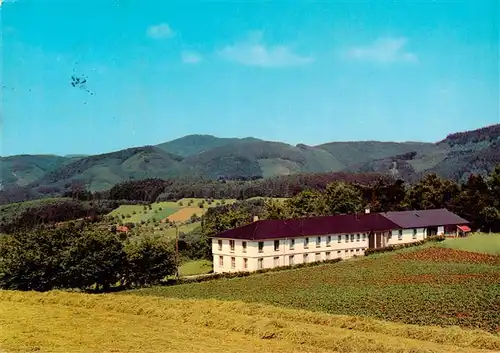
[364,235,446,256]
[163,258,344,286]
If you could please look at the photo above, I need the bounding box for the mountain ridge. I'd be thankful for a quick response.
[1,124,498,200]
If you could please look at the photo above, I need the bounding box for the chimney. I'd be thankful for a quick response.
[365,208,370,214]
[253,216,259,222]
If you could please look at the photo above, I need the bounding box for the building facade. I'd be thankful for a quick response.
[210,208,470,273]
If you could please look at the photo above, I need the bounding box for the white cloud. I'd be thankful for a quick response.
[218,32,313,68]
[182,51,202,64]
[346,37,418,64]
[146,23,174,39]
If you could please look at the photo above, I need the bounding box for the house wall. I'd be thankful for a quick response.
[388,228,426,246]
[212,233,370,274]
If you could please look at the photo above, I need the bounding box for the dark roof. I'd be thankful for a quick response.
[382,209,470,229]
[213,213,400,240]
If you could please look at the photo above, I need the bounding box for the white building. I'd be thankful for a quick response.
[210,209,470,273]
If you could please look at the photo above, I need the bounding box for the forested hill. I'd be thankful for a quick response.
[1,124,498,203]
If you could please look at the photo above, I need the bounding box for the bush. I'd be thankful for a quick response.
[0,225,125,292]
[166,258,344,286]
[123,235,176,287]
[0,224,176,292]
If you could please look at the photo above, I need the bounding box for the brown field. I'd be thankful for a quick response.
[167,207,206,222]
[396,247,500,266]
[1,290,500,353]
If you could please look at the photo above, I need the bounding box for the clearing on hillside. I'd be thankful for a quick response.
[1,291,499,353]
[167,207,206,222]
[129,246,500,333]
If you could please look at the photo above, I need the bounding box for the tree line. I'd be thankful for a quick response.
[201,165,500,239]
[0,222,176,292]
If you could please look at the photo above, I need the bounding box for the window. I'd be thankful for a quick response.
[242,241,247,253]
[356,249,359,253]
[356,234,360,242]
[229,240,235,252]
[316,236,321,247]
[304,237,309,249]
[325,252,331,260]
[258,258,263,269]
[338,235,342,243]
[289,255,294,266]
[413,229,417,239]
[303,253,309,263]
[218,239,222,251]
[398,230,403,241]
[274,240,280,251]
[337,250,341,255]
[326,236,331,246]
[350,234,354,242]
[350,249,354,253]
[362,233,366,241]
[274,257,280,267]
[219,256,224,267]
[289,238,295,249]
[231,257,235,269]
[315,253,321,261]
[388,232,392,239]
[345,235,349,243]
[258,241,264,253]
[243,258,248,269]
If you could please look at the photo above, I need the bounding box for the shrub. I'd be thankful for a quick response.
[0,225,125,292]
[123,235,176,287]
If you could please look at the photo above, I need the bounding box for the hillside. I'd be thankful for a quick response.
[1,124,499,200]
[0,155,69,189]
[156,134,262,157]
[130,245,500,333]
[29,146,184,192]
[344,124,500,183]
[1,291,498,353]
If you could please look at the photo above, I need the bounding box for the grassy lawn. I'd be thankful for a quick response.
[179,260,213,276]
[1,290,498,353]
[126,245,500,333]
[438,233,500,255]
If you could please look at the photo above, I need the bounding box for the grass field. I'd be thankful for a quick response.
[128,245,500,333]
[179,260,213,276]
[438,233,500,254]
[107,198,237,224]
[1,291,499,353]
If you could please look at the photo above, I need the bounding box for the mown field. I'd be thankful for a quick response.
[107,198,237,224]
[438,233,500,254]
[129,245,500,333]
[1,290,499,353]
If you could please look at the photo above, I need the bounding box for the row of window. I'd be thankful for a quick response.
[391,229,418,241]
[218,248,367,269]
[218,234,369,253]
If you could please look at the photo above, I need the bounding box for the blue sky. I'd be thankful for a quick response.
[2,0,499,156]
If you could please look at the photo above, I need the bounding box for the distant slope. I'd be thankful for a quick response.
[315,141,437,167]
[1,290,498,353]
[176,140,344,179]
[30,146,183,192]
[344,124,500,182]
[0,155,69,189]
[156,134,262,157]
